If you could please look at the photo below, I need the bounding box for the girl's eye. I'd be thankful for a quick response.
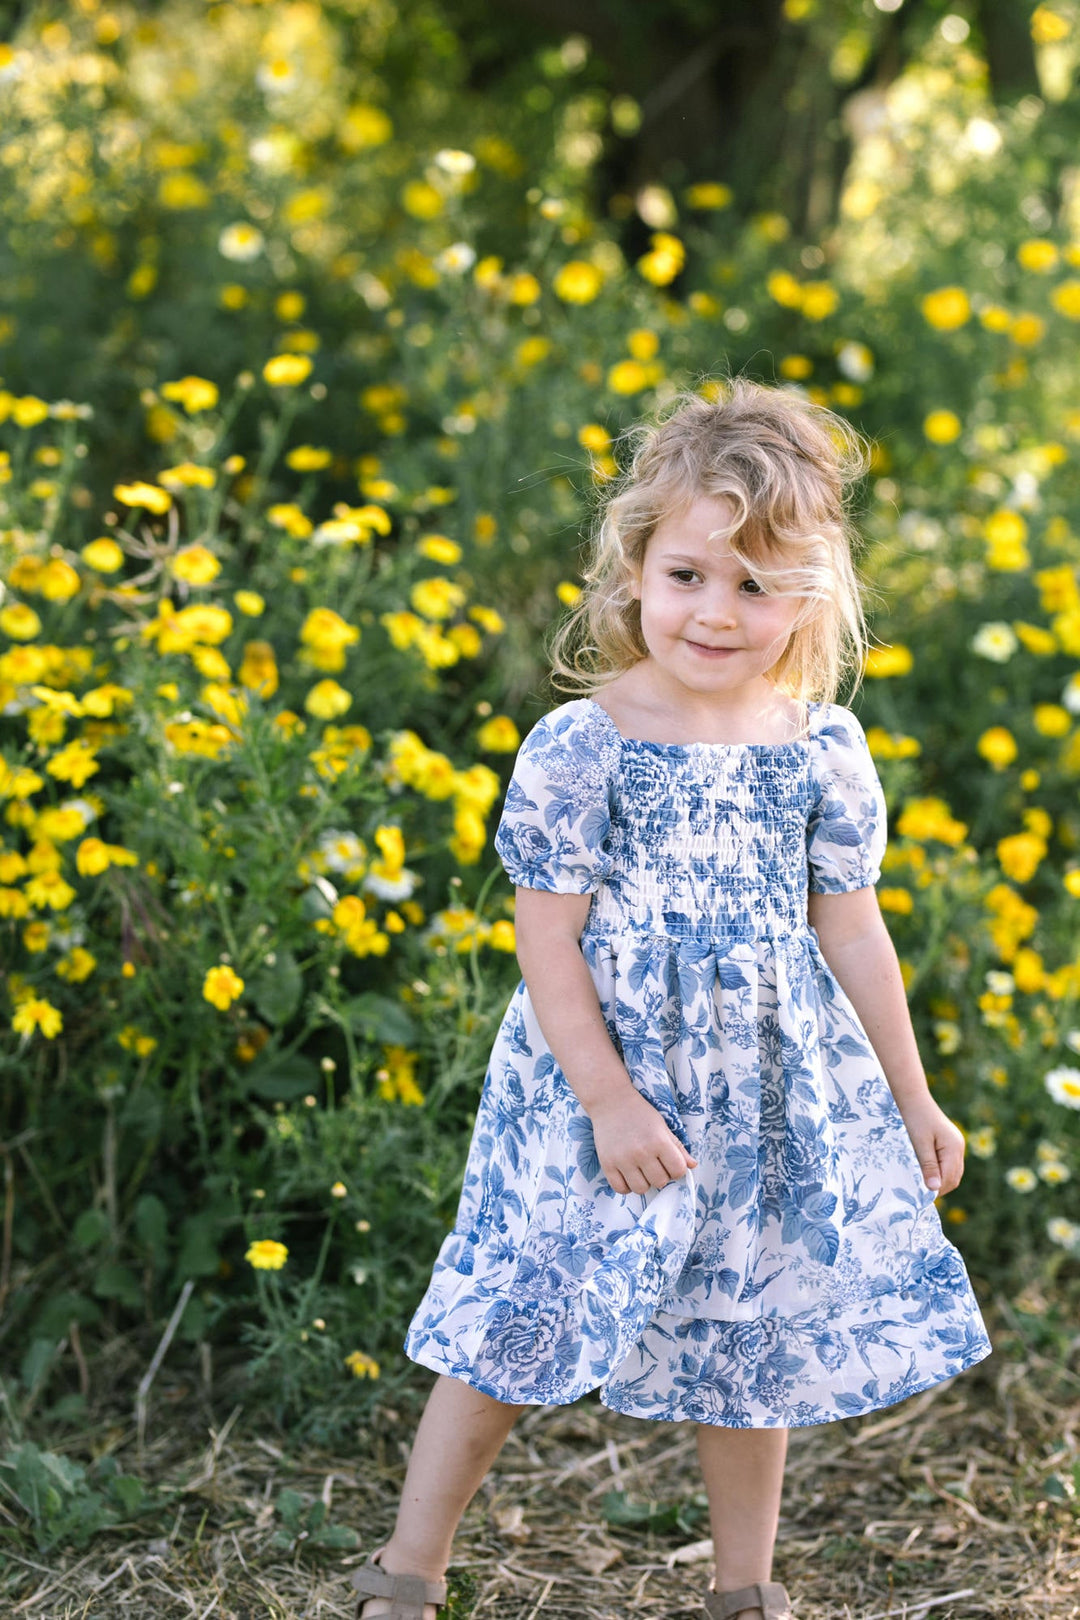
[667,570,765,593]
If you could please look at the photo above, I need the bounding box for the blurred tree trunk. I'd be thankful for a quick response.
[448,0,1046,244]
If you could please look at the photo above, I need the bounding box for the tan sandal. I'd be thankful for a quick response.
[350,1549,448,1619]
[705,1580,796,1619]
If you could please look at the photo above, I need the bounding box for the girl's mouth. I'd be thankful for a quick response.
[687,641,736,658]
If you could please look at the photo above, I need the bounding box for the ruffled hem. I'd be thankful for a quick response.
[599,1282,994,1428]
[404,1175,697,1407]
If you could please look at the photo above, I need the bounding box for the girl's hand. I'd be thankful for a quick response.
[895,1093,966,1196]
[590,1087,697,1195]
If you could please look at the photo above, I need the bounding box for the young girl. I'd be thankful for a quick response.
[351,378,994,1620]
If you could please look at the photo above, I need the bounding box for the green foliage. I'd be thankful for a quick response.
[602,1486,708,1538]
[0,0,1079,1463]
[271,1485,359,1552]
[0,1442,160,1551]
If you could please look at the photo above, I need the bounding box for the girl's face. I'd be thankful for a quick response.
[628,492,804,711]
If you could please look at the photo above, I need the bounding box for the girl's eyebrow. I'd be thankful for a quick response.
[656,551,741,565]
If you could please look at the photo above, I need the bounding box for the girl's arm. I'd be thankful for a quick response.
[512,886,696,1195]
[807,885,965,1194]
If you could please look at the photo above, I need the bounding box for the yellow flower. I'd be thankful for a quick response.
[246,1239,288,1271]
[263,354,313,387]
[203,964,245,1009]
[685,182,732,210]
[477,715,520,752]
[469,605,505,635]
[267,503,314,539]
[983,509,1029,569]
[160,462,216,491]
[171,545,221,585]
[924,410,962,444]
[55,946,97,983]
[1011,313,1045,346]
[1032,5,1070,43]
[339,103,393,150]
[767,271,804,309]
[514,336,550,368]
[11,996,63,1039]
[161,376,219,414]
[864,644,913,677]
[878,888,914,914]
[553,260,604,304]
[578,423,612,453]
[10,397,49,428]
[1,603,42,640]
[896,797,968,846]
[45,741,99,788]
[114,481,172,514]
[1051,280,1080,320]
[1014,621,1057,655]
[997,832,1046,883]
[305,680,352,719]
[239,642,279,697]
[800,281,838,321]
[978,726,1018,771]
[344,1350,380,1379]
[76,838,111,876]
[636,233,685,286]
[979,303,1013,333]
[23,870,76,910]
[81,538,124,573]
[235,590,265,616]
[417,534,462,564]
[36,560,79,603]
[411,578,466,621]
[627,329,659,361]
[921,286,971,330]
[607,359,649,395]
[286,445,332,471]
[1034,703,1071,736]
[1017,239,1058,273]
[401,179,444,219]
[507,271,542,305]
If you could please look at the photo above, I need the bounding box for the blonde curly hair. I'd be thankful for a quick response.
[547,374,876,711]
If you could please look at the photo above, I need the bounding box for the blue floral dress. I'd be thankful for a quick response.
[405,698,993,1427]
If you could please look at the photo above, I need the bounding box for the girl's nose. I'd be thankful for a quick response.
[695,590,738,626]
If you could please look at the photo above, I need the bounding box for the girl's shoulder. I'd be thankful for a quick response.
[518,697,622,772]
[807,700,872,748]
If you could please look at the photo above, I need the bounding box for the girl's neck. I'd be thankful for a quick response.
[593,671,809,746]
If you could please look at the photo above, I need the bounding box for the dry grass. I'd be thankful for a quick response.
[2,1292,1079,1620]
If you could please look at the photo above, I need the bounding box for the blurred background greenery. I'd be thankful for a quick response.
[1,0,1079,1482]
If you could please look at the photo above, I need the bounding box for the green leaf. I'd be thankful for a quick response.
[134,1194,169,1259]
[243,1052,321,1100]
[176,1215,221,1279]
[312,1523,359,1549]
[20,1337,59,1395]
[275,1487,305,1530]
[109,1475,145,1512]
[73,1209,110,1249]
[341,992,418,1046]
[249,950,304,1027]
[91,1263,142,1308]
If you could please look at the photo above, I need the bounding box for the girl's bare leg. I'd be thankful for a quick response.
[696,1424,790,1619]
[359,1374,527,1618]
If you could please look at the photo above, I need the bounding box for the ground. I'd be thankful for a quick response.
[3,1293,1079,1619]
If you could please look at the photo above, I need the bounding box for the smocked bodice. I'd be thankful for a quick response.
[494,697,888,947]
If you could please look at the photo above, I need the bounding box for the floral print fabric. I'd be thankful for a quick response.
[405,698,993,1426]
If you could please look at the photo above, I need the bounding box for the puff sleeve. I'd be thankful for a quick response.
[806,706,888,894]
[493,704,620,894]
